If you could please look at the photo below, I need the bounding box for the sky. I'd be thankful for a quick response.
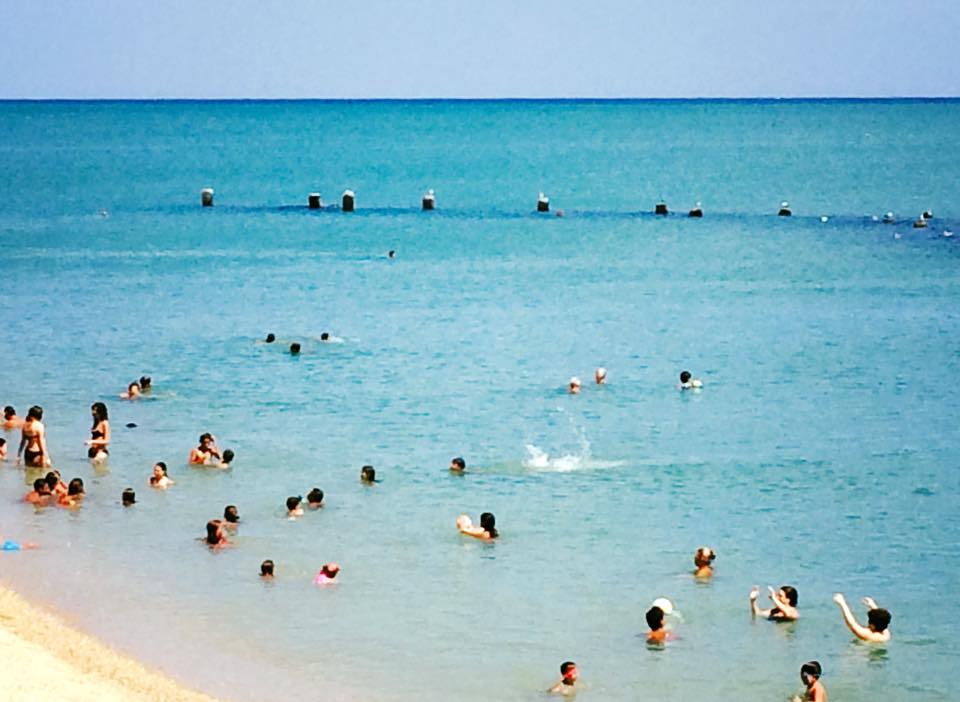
[0,0,957,99]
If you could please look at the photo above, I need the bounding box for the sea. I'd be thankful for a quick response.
[0,99,958,701]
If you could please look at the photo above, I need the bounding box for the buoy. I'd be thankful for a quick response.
[688,202,703,218]
[537,192,549,213]
[777,201,791,217]
[422,189,435,210]
[308,193,322,210]
[882,212,895,224]
[922,210,933,220]
[655,202,668,216]
[913,218,928,229]
[342,190,355,212]
[201,188,214,207]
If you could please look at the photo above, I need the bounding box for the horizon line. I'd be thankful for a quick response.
[1,96,958,103]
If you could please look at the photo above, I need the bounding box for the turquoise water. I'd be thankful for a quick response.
[1,99,959,701]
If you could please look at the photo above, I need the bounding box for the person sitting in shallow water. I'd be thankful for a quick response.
[693,546,716,578]
[314,563,340,584]
[457,512,499,540]
[792,660,827,702]
[547,661,579,696]
[189,433,221,465]
[833,593,891,643]
[360,465,378,484]
[678,370,703,390]
[750,585,799,621]
[149,462,174,488]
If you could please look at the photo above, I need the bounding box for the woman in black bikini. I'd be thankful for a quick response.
[87,402,110,460]
[17,406,50,468]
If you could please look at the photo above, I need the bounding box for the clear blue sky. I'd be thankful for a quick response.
[1,0,957,99]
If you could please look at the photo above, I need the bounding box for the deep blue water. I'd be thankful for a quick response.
[1,99,958,701]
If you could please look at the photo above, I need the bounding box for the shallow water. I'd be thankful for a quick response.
[1,99,959,701]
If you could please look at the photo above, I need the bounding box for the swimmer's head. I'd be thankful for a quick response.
[320,332,330,341]
[199,433,214,447]
[361,465,376,483]
[800,661,822,685]
[265,333,276,343]
[139,376,152,389]
[645,606,665,631]
[286,496,302,512]
[560,661,578,683]
[569,377,581,393]
[679,371,692,384]
[595,367,607,384]
[67,478,84,496]
[320,563,340,579]
[450,457,466,472]
[867,608,891,633]
[206,520,223,544]
[3,406,14,419]
[127,382,141,396]
[694,547,716,567]
[91,402,108,423]
[44,472,59,489]
[780,586,798,607]
[221,449,235,465]
[290,342,301,355]
[224,505,240,523]
[306,488,324,506]
[154,461,167,476]
[260,559,274,577]
[33,478,48,493]
[480,512,498,537]
[27,405,43,421]
[122,488,136,506]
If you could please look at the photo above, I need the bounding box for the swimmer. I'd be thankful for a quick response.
[286,496,304,518]
[646,605,672,644]
[694,547,716,578]
[290,342,301,355]
[832,593,891,643]
[547,661,579,695]
[24,478,52,506]
[224,505,240,524]
[45,471,67,497]
[58,478,85,507]
[449,457,466,473]
[260,560,275,578]
[17,406,51,468]
[750,585,799,621]
[139,376,152,392]
[121,381,141,400]
[568,377,581,394]
[320,332,330,342]
[205,519,229,548]
[792,660,827,702]
[265,333,276,343]
[457,512,499,540]
[149,462,174,488]
[679,371,703,390]
[189,433,221,465]
[388,250,396,259]
[3,406,23,430]
[122,488,136,506]
[361,465,378,484]
[595,367,607,385]
[0,438,6,461]
[314,563,340,584]
[211,448,235,469]
[86,402,110,460]
[306,488,324,508]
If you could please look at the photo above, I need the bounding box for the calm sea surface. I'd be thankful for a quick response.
[0,100,958,701]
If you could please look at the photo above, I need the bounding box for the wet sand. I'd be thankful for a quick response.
[0,584,219,702]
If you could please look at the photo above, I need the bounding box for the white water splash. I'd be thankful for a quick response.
[522,433,625,473]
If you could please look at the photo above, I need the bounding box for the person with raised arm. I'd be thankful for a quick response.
[750,585,799,621]
[832,593,891,643]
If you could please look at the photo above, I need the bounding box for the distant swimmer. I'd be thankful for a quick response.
[568,377,581,394]
[24,478,52,506]
[361,465,378,484]
[149,462,174,488]
[547,661,579,696]
[290,342,301,355]
[121,381,142,400]
[122,488,136,506]
[320,332,330,342]
[449,457,466,474]
[3,406,23,430]
[0,438,6,461]
[456,512,499,540]
[17,406,50,468]
[58,478,85,507]
[388,250,396,259]
[792,660,827,702]
[205,519,230,548]
[87,402,110,461]
[646,605,673,644]
[694,546,716,579]
[139,376,152,393]
[223,505,240,525]
[314,562,340,585]
[189,433,221,465]
[260,560,275,578]
[678,370,703,390]
[265,333,276,343]
[306,488,324,508]
[832,593,891,643]
[750,585,799,621]
[286,496,304,519]
[595,367,607,385]
[215,449,235,469]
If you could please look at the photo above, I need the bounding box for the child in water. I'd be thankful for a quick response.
[832,593,891,643]
[547,661,579,695]
[792,660,827,701]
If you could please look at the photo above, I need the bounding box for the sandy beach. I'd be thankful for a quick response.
[0,584,219,702]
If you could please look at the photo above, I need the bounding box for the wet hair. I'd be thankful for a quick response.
[480,512,498,538]
[320,332,330,341]
[265,333,276,343]
[646,605,665,630]
[139,376,152,389]
[560,661,576,677]
[224,505,240,523]
[155,461,168,474]
[451,457,466,470]
[867,608,891,632]
[221,449,235,464]
[286,496,302,511]
[679,371,692,384]
[306,488,324,505]
[780,585,798,606]
[199,433,213,445]
[205,520,222,545]
[67,478,85,496]
[260,560,274,576]
[91,402,108,425]
[33,478,47,492]
[122,488,136,505]
[361,465,376,482]
[321,563,340,578]
[27,405,43,421]
[388,250,395,258]
[4,406,15,418]
[44,472,60,489]
[694,547,716,566]
[128,381,141,393]
[290,342,301,355]
[800,661,822,680]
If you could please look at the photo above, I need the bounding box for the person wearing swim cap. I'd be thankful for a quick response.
[547,661,579,695]
[205,520,230,548]
[360,465,377,484]
[595,367,607,385]
[792,661,827,702]
[832,593,891,643]
[750,585,799,621]
[694,547,716,578]
[568,377,581,394]
[223,505,240,525]
[314,563,340,584]
[678,370,703,390]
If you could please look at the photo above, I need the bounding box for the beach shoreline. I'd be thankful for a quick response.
[0,582,221,702]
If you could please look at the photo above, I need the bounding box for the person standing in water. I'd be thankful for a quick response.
[832,593,891,643]
[87,402,110,460]
[17,406,50,468]
[547,661,579,695]
[3,406,23,430]
[750,585,799,621]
